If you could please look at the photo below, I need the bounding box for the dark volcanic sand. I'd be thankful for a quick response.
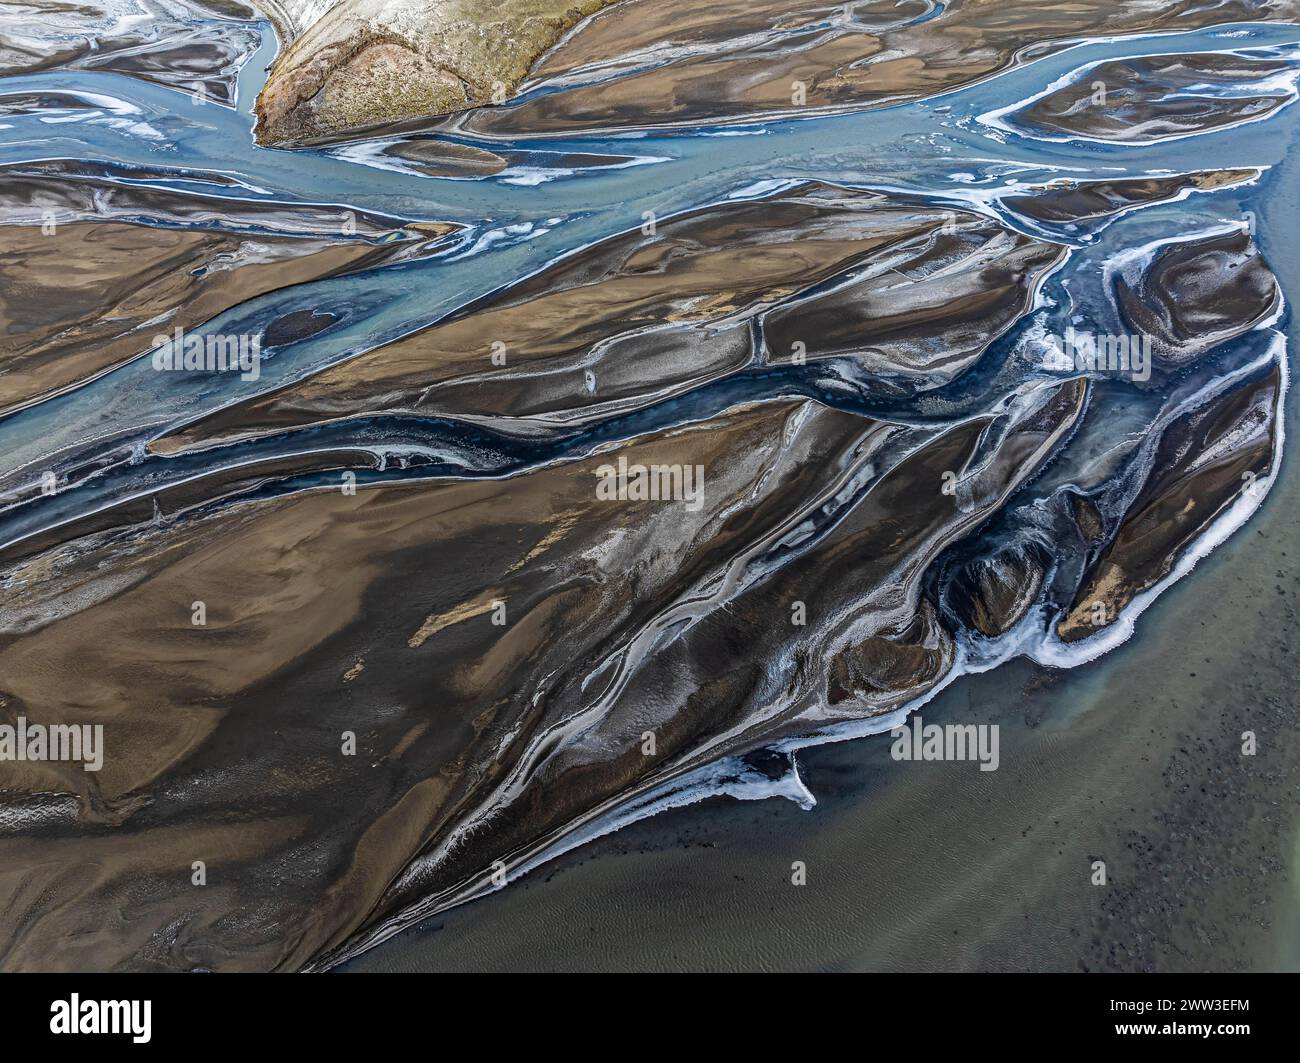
[346,510,1300,971]
[345,174,1300,972]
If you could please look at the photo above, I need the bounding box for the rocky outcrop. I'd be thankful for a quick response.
[254,0,622,144]
[252,0,1300,144]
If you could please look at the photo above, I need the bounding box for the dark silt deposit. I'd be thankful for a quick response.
[1001,170,1259,232]
[147,182,1067,452]
[0,0,1297,973]
[0,164,460,414]
[986,48,1300,144]
[252,0,1300,143]
[0,0,263,105]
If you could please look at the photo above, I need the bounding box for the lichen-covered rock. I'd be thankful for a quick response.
[254,0,621,144]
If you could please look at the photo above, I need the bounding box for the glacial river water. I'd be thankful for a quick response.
[1,9,1297,970]
[1,21,1297,500]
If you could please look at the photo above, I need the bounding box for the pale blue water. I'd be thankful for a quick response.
[4,9,1300,974]
[2,18,1298,555]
